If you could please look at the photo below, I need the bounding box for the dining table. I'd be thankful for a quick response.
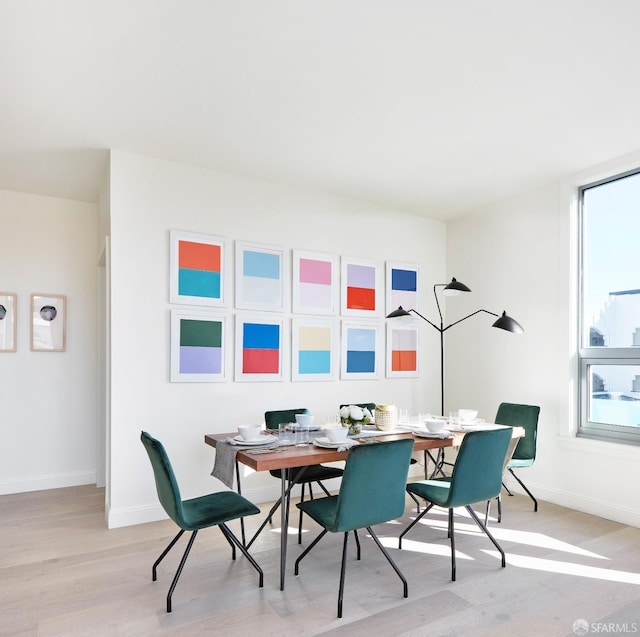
[204,422,524,590]
[204,425,470,590]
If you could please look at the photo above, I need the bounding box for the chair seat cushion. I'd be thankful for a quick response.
[297,495,339,530]
[269,464,344,483]
[181,491,260,531]
[406,478,452,507]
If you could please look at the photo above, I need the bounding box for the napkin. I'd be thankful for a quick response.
[211,437,280,487]
[211,439,238,488]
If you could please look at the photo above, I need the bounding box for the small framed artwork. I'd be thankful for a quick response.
[386,261,419,315]
[31,294,66,352]
[0,293,17,352]
[292,250,339,315]
[291,318,339,381]
[169,230,229,307]
[235,241,289,312]
[235,314,286,381]
[340,320,383,380]
[341,257,382,317]
[386,323,419,377]
[170,310,229,382]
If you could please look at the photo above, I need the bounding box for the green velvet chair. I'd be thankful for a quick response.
[399,427,512,581]
[495,402,540,516]
[294,438,414,618]
[259,408,344,545]
[140,431,263,612]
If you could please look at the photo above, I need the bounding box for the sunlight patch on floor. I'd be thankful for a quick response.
[482,551,640,585]
[409,514,607,559]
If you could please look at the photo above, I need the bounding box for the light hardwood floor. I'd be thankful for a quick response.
[2,485,639,637]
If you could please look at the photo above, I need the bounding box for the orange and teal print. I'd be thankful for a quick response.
[178,240,222,299]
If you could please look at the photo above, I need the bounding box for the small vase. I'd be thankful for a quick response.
[348,421,362,435]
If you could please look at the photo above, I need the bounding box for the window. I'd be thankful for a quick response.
[579,169,640,444]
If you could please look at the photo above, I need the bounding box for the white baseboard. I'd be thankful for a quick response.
[0,471,96,495]
[502,475,640,528]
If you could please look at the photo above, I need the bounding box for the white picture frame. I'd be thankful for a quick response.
[31,294,66,352]
[340,320,383,380]
[235,241,289,312]
[340,257,382,317]
[170,309,230,382]
[291,318,339,381]
[0,292,17,352]
[169,229,229,307]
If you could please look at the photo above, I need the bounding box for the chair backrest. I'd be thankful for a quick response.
[494,402,540,462]
[264,408,309,430]
[331,438,414,533]
[446,428,513,508]
[339,403,376,412]
[140,431,186,528]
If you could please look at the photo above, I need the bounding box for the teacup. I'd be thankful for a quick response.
[458,409,478,423]
[237,424,263,441]
[325,427,349,443]
[424,418,446,433]
[295,413,315,427]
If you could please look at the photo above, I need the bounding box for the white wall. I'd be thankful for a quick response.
[107,150,446,528]
[0,189,99,493]
[446,152,640,527]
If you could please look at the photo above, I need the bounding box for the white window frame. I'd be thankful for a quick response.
[577,170,640,446]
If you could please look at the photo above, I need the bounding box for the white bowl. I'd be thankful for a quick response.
[458,409,478,423]
[325,426,349,442]
[237,425,263,441]
[424,418,446,433]
[295,413,315,427]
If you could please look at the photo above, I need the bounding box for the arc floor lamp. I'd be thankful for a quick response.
[386,278,524,416]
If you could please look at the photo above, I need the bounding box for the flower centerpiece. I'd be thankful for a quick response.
[339,404,373,435]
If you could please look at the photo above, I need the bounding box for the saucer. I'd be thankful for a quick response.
[232,435,277,446]
[313,437,357,449]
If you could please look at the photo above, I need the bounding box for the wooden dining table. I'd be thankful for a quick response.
[204,428,464,590]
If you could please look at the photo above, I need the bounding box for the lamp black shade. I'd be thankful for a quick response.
[386,306,412,319]
[492,311,524,334]
[442,277,471,296]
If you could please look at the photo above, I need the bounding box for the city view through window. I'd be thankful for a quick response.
[582,170,640,429]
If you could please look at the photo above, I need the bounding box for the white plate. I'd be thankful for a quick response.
[232,435,277,446]
[413,430,453,439]
[313,437,357,449]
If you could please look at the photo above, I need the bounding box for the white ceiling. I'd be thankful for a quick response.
[1,0,640,220]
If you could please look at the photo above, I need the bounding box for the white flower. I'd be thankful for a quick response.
[362,407,373,421]
[339,405,350,419]
[349,405,364,421]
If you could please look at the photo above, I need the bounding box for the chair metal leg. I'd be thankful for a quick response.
[294,528,328,574]
[449,508,456,581]
[219,523,264,588]
[152,529,185,582]
[408,491,421,513]
[398,501,435,549]
[497,493,502,523]
[166,530,198,613]
[502,480,514,497]
[508,467,538,512]
[353,529,361,560]
[484,499,491,527]
[298,483,306,544]
[465,505,506,568]
[337,531,349,618]
[367,526,408,599]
